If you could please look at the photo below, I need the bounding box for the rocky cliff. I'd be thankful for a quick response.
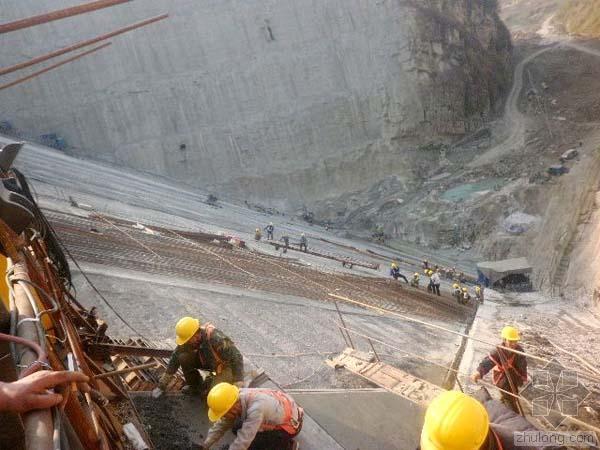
[555,0,600,37]
[0,0,511,209]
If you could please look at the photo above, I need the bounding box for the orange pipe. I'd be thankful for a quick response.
[0,42,112,92]
[0,14,168,77]
[0,0,133,35]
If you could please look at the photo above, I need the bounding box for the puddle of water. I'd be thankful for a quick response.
[441,178,505,202]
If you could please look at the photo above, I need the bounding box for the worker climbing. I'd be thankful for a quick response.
[471,326,527,414]
[390,261,409,283]
[199,382,303,450]
[419,389,562,450]
[265,222,274,240]
[153,317,244,398]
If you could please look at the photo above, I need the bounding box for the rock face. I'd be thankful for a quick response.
[555,0,600,37]
[0,0,511,208]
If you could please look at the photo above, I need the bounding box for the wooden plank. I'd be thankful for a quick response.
[329,348,444,406]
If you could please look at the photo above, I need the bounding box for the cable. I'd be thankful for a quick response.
[329,292,600,383]
[50,229,149,340]
[336,324,600,434]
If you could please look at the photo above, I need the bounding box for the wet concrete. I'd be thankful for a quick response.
[292,390,424,450]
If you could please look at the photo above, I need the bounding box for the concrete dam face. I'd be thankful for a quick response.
[0,0,511,209]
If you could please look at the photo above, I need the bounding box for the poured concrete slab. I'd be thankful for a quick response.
[131,392,344,450]
[292,390,425,450]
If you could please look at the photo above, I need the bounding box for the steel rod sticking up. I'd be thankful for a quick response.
[0,0,133,35]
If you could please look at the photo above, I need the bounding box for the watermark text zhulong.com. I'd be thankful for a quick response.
[514,431,599,448]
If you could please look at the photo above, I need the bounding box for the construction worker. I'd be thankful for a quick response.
[390,262,408,283]
[431,270,441,296]
[411,272,420,288]
[264,222,274,240]
[426,270,434,293]
[460,287,471,305]
[254,228,262,241]
[452,283,461,302]
[199,382,303,450]
[471,326,527,414]
[475,285,484,303]
[279,235,290,253]
[299,233,307,252]
[419,389,556,450]
[154,317,244,397]
[422,259,430,270]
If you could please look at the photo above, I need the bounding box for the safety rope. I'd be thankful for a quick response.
[336,323,600,435]
[329,293,600,383]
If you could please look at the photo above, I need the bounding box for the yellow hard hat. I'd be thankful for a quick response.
[462,287,468,292]
[414,273,419,277]
[452,283,459,289]
[420,390,489,450]
[475,286,481,292]
[207,382,240,422]
[391,262,398,268]
[501,326,520,342]
[175,317,200,345]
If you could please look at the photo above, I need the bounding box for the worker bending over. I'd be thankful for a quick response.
[199,383,303,450]
[419,389,565,450]
[460,287,471,305]
[471,326,527,413]
[155,317,244,397]
[452,283,462,302]
[390,262,408,283]
[411,272,420,288]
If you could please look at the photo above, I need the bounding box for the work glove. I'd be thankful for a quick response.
[152,387,163,399]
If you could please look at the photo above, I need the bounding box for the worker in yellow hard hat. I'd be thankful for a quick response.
[475,285,483,303]
[199,382,303,450]
[390,262,408,283]
[411,272,420,288]
[153,317,244,398]
[420,389,545,450]
[471,326,527,413]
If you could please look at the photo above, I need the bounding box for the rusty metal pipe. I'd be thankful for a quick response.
[0,42,112,92]
[9,260,54,450]
[0,14,168,77]
[0,0,133,35]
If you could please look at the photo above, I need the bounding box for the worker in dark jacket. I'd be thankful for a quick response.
[154,317,244,397]
[390,262,409,283]
[264,223,274,240]
[471,326,527,413]
[419,389,566,450]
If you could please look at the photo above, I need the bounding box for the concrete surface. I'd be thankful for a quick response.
[292,390,424,450]
[0,1,510,207]
[131,391,345,450]
[73,262,467,389]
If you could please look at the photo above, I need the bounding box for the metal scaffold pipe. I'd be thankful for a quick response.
[0,14,169,77]
[0,42,112,92]
[0,0,133,35]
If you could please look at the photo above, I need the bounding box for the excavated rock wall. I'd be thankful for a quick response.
[0,0,510,208]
